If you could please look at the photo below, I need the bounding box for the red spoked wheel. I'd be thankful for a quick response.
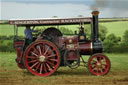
[23,40,60,77]
[88,53,111,76]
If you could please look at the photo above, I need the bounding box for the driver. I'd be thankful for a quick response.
[24,26,39,46]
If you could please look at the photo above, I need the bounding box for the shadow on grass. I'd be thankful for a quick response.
[53,67,92,76]
[22,67,92,77]
[23,70,34,76]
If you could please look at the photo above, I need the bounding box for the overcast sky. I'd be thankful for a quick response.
[1,0,128,20]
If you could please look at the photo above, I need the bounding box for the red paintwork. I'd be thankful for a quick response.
[14,41,25,69]
[50,36,93,60]
[63,36,92,55]
[79,41,92,55]
[14,41,24,58]
[64,36,78,44]
[14,36,92,68]
[66,50,78,60]
[55,37,65,49]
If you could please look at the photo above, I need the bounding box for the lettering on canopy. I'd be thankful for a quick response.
[9,18,92,25]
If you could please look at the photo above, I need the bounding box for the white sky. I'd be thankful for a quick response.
[1,0,128,20]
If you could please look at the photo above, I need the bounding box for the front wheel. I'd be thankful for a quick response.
[23,40,60,77]
[88,53,111,76]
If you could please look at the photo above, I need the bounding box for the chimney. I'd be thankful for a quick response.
[92,11,99,42]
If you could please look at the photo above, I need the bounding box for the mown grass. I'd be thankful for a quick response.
[0,52,128,85]
[0,24,25,36]
[100,21,128,37]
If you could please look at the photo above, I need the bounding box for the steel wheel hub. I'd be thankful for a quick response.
[97,62,101,66]
[39,55,46,62]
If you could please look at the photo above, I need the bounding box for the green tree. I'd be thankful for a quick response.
[103,33,121,53]
[122,30,128,42]
[120,30,128,47]
[52,16,58,18]
[78,15,84,17]
[58,27,73,35]
[99,25,108,41]
[84,25,91,39]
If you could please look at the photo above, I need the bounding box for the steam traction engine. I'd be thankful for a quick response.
[9,11,111,76]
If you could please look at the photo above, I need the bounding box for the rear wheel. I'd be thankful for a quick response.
[24,40,60,76]
[88,53,111,76]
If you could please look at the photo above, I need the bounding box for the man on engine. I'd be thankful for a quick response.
[24,26,39,46]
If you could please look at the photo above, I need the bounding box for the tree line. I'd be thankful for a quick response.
[0,26,128,53]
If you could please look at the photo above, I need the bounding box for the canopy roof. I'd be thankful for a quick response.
[9,17,92,26]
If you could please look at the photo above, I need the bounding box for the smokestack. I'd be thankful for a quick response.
[92,11,99,42]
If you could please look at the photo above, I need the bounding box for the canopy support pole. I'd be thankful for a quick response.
[14,25,18,40]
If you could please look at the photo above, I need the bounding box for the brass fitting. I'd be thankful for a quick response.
[92,11,99,16]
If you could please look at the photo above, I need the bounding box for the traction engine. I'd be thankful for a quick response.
[9,11,111,76]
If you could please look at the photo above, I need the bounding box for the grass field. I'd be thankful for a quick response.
[0,21,128,38]
[100,21,128,37]
[0,24,25,36]
[0,52,128,85]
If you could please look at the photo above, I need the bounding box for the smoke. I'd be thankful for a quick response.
[91,0,128,17]
[109,0,128,10]
[108,0,128,17]
[91,0,109,11]
[91,0,128,10]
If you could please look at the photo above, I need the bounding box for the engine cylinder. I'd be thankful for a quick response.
[79,41,92,55]
[79,41,103,55]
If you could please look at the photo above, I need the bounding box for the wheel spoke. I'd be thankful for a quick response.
[92,60,97,63]
[46,63,52,71]
[101,58,106,63]
[100,68,103,73]
[102,64,108,68]
[30,62,38,69]
[43,63,47,73]
[27,56,37,59]
[97,67,100,72]
[32,47,39,54]
[39,64,43,74]
[47,54,56,58]
[28,60,37,63]
[36,63,41,71]
[48,59,57,62]
[91,64,96,67]
[37,45,42,55]
[46,49,54,56]
[46,61,55,67]
[99,57,102,63]
[31,52,38,57]
[44,46,50,56]
[96,57,100,62]
[42,43,45,54]
[91,65,96,69]
[92,67,97,71]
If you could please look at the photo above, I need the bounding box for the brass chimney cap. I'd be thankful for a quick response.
[92,11,99,16]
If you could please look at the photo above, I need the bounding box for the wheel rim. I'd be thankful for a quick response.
[24,40,60,76]
[88,54,110,76]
